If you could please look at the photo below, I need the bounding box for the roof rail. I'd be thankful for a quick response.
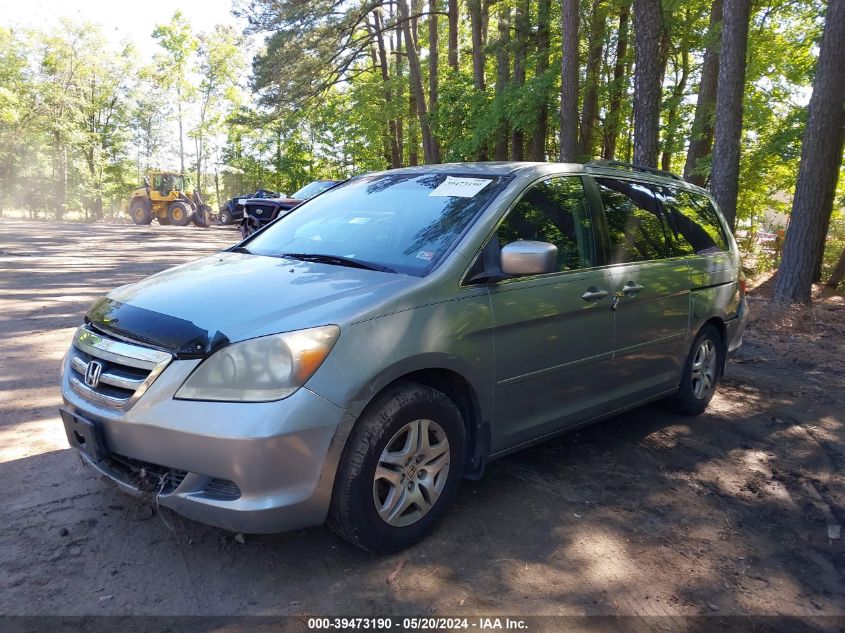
[585,159,683,181]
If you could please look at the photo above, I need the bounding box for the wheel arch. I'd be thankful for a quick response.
[687,316,728,379]
[338,361,491,481]
[704,316,727,346]
[702,316,728,374]
[689,289,732,353]
[129,196,150,210]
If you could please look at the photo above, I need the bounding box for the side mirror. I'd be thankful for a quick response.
[500,241,558,276]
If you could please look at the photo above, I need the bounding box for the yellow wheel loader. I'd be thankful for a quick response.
[126,172,214,227]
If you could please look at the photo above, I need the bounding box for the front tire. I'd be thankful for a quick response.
[167,201,192,226]
[670,323,724,415]
[329,381,466,553]
[219,207,233,225]
[129,199,152,225]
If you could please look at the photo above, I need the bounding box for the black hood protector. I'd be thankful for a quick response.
[86,297,229,359]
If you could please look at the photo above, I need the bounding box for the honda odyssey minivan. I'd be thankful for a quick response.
[60,160,747,552]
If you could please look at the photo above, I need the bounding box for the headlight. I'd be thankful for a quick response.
[175,325,340,402]
[238,199,247,205]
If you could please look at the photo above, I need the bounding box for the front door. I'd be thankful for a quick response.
[486,176,615,452]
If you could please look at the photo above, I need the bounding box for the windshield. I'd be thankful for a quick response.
[246,172,506,276]
[291,180,337,200]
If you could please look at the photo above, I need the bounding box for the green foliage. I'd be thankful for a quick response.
[1,0,841,237]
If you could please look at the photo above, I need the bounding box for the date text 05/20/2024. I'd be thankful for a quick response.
[307,617,528,630]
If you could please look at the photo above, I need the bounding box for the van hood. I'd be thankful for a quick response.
[86,252,417,358]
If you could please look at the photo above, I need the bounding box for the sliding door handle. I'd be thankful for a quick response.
[622,282,645,295]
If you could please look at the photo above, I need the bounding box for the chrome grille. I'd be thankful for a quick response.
[67,326,171,409]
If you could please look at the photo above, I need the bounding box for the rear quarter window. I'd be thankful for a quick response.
[656,187,729,256]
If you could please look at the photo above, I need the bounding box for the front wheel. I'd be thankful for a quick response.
[167,201,192,226]
[669,323,724,415]
[329,381,466,553]
[129,199,151,225]
[219,207,233,225]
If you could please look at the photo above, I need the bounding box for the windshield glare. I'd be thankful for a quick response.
[246,173,505,275]
[291,181,336,200]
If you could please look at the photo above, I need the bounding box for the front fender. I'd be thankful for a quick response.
[306,292,495,425]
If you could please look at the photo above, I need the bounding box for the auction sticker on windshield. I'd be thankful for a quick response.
[429,176,492,198]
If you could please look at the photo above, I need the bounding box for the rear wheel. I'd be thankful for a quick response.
[329,381,465,553]
[670,323,724,415]
[167,201,192,226]
[129,199,152,225]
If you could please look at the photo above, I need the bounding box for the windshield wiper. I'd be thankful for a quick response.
[280,253,395,273]
[231,245,252,254]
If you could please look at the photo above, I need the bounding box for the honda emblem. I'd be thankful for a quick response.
[84,360,103,388]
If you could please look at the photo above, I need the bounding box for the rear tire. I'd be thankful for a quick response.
[669,323,724,415]
[167,201,192,226]
[328,381,466,553]
[129,199,152,225]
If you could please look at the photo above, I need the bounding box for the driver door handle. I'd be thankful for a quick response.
[581,288,609,302]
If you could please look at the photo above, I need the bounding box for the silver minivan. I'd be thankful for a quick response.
[60,161,747,552]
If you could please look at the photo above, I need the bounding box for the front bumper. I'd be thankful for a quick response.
[60,347,354,534]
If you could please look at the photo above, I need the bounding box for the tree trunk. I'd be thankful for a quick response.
[214,169,221,209]
[54,134,66,220]
[195,135,203,196]
[399,0,436,163]
[367,39,392,166]
[773,0,845,303]
[494,4,511,160]
[828,246,845,288]
[408,93,419,166]
[710,0,751,231]
[531,0,552,161]
[603,3,630,160]
[661,46,690,172]
[373,10,402,168]
[469,0,488,160]
[428,0,441,162]
[511,0,529,160]
[176,86,185,175]
[559,0,579,161]
[684,0,723,185]
[469,0,486,92]
[632,0,666,167]
[395,14,405,162]
[578,0,608,161]
[448,0,459,71]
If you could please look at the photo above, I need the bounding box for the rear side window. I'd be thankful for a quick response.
[595,177,668,264]
[656,187,729,256]
[497,176,593,271]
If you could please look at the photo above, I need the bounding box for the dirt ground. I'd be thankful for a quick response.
[1,219,843,628]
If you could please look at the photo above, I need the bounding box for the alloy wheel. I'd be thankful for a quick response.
[690,339,717,399]
[373,419,450,527]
